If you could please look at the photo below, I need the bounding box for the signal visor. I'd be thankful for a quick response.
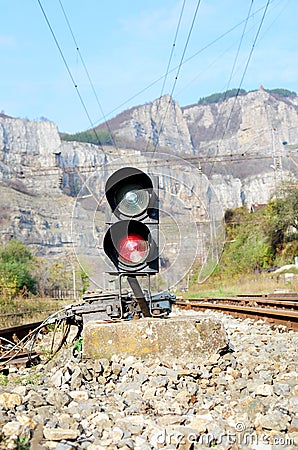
[103,167,159,274]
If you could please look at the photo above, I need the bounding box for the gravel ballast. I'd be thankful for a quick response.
[0,307,297,449]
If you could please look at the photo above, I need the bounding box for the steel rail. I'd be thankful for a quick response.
[175,296,298,330]
[0,322,43,343]
[186,297,298,309]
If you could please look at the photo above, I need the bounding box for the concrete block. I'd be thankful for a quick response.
[82,315,228,364]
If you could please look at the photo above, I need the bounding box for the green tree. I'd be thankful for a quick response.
[0,269,18,300]
[0,239,33,264]
[198,89,247,105]
[0,240,37,296]
[218,188,298,278]
[61,129,113,146]
[266,88,297,98]
[266,187,298,263]
[221,208,274,276]
[80,269,89,294]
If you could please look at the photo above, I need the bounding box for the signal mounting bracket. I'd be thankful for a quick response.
[119,273,152,317]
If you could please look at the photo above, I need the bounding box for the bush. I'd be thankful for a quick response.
[0,240,37,298]
[61,129,113,146]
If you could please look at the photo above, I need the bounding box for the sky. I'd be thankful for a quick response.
[0,0,296,133]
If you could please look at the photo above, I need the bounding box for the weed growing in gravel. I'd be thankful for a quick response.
[0,374,8,386]
[17,436,30,450]
[12,371,43,386]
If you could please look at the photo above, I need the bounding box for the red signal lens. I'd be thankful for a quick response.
[118,233,148,264]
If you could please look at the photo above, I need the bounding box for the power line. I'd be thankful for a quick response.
[94,1,276,125]
[145,0,186,154]
[208,0,254,149]
[151,0,202,158]
[222,0,271,134]
[208,0,272,177]
[36,0,104,150]
[7,149,296,179]
[57,0,119,153]
[159,0,186,99]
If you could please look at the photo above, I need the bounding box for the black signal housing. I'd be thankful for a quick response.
[103,167,159,274]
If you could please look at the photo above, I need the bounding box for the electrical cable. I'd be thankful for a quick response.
[27,306,76,362]
[37,0,118,207]
[176,0,285,100]
[159,0,186,99]
[151,0,202,158]
[36,0,104,151]
[95,1,276,124]
[207,0,254,152]
[2,144,296,179]
[57,0,119,154]
[208,0,272,177]
[145,0,186,153]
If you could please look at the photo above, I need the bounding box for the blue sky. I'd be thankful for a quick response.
[0,0,296,133]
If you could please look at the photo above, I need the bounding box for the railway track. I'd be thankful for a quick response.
[176,293,298,330]
[0,322,44,369]
[0,293,297,368]
[0,321,43,342]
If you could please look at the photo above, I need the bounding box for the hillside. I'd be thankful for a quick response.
[0,88,297,288]
[84,87,298,179]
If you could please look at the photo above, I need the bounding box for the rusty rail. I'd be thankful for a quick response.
[0,322,43,342]
[0,322,44,369]
[176,294,298,330]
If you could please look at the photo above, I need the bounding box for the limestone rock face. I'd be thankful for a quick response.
[0,116,60,168]
[115,94,193,153]
[0,88,297,260]
[183,89,298,156]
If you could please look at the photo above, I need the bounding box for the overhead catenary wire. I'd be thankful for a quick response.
[21,0,293,186]
[94,1,278,125]
[37,0,278,165]
[145,0,186,154]
[151,0,202,158]
[7,150,295,179]
[176,0,285,100]
[57,0,120,155]
[208,0,272,177]
[37,0,121,202]
[159,0,187,100]
[207,0,254,151]
[36,0,104,151]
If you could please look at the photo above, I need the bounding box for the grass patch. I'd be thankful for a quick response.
[183,272,298,298]
[10,371,43,386]
[0,374,8,386]
[0,296,71,328]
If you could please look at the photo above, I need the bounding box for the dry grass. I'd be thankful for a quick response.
[186,272,298,298]
[0,296,72,329]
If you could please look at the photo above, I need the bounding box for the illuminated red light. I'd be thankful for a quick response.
[118,234,148,264]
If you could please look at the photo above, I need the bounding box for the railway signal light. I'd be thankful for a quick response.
[103,167,159,274]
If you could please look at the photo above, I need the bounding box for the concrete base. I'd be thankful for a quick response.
[82,316,228,364]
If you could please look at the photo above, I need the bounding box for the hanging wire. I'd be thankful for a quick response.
[159,0,187,99]
[57,0,119,154]
[208,0,272,177]
[145,0,186,153]
[208,1,254,151]
[36,0,104,150]
[96,1,275,124]
[151,0,202,158]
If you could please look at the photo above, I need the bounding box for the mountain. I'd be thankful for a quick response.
[0,88,297,274]
[96,87,298,178]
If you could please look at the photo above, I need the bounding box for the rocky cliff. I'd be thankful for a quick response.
[99,89,298,167]
[0,89,297,285]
